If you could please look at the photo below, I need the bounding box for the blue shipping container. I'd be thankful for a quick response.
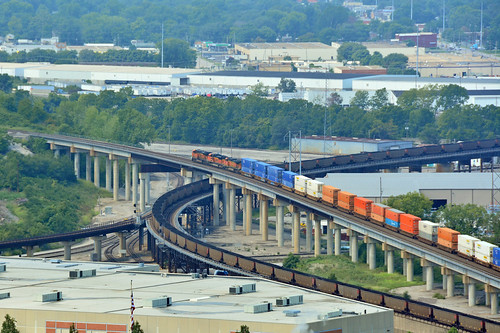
[282,171,296,188]
[242,158,257,175]
[493,247,500,261]
[493,259,500,267]
[385,218,400,229]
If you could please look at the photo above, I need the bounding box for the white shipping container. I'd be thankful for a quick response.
[475,241,496,255]
[294,175,309,195]
[457,244,474,257]
[306,179,323,199]
[458,235,479,249]
[475,252,493,264]
[419,220,439,235]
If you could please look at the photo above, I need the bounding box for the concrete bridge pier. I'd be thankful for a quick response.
[124,161,131,201]
[326,220,334,255]
[138,227,144,251]
[94,155,100,187]
[181,168,193,184]
[383,243,394,274]
[73,152,80,179]
[62,241,73,260]
[485,284,499,314]
[115,232,127,257]
[349,229,358,263]
[209,178,220,226]
[289,205,300,254]
[258,194,268,240]
[365,236,377,270]
[421,259,434,291]
[105,158,112,192]
[24,245,34,257]
[86,153,91,181]
[311,214,321,257]
[132,163,139,206]
[274,199,286,247]
[91,236,105,261]
[113,158,119,201]
[139,173,146,212]
[305,213,312,252]
[243,189,253,236]
[401,251,414,282]
[334,223,341,256]
[145,173,151,204]
[463,276,476,306]
[441,267,455,297]
[229,184,236,231]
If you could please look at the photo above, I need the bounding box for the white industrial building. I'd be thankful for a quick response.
[320,172,495,207]
[293,136,413,155]
[234,42,339,62]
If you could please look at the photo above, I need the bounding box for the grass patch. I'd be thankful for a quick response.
[433,293,445,299]
[295,255,424,293]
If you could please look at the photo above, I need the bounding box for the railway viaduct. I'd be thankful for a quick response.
[8,131,500,315]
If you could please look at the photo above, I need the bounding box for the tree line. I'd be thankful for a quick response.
[0,81,499,149]
[0,0,498,49]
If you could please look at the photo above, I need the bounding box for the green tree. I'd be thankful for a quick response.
[384,192,433,218]
[283,253,300,269]
[250,83,269,97]
[0,131,10,155]
[436,84,469,111]
[1,314,19,333]
[369,88,389,110]
[337,42,368,62]
[277,78,296,93]
[350,91,370,109]
[436,204,489,237]
[327,92,343,106]
[69,323,78,333]
[239,325,250,333]
[0,74,13,93]
[159,38,196,68]
[131,321,144,333]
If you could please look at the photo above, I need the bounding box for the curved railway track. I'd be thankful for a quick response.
[148,180,500,333]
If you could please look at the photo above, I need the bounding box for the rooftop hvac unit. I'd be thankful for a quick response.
[283,309,300,317]
[0,292,10,300]
[229,283,256,295]
[148,296,172,308]
[191,273,200,279]
[39,291,63,302]
[276,295,303,307]
[244,302,272,314]
[317,308,342,320]
[69,269,96,279]
[0,264,6,272]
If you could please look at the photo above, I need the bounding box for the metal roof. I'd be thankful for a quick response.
[192,71,372,80]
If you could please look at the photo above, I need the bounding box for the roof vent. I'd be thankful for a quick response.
[283,309,300,317]
[0,263,6,272]
[0,292,10,300]
[244,302,272,314]
[317,308,342,320]
[276,295,303,307]
[39,291,63,302]
[148,296,172,308]
[69,269,96,279]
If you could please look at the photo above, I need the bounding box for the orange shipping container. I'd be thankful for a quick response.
[337,200,351,211]
[354,207,370,218]
[370,213,384,223]
[322,185,340,205]
[354,197,373,210]
[400,223,418,235]
[385,208,404,222]
[338,191,356,211]
[400,214,420,228]
[438,227,460,242]
[372,203,388,216]
[438,238,458,250]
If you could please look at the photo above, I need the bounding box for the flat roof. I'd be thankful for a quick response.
[236,42,334,50]
[353,75,500,84]
[0,258,390,325]
[320,173,493,197]
[302,135,412,145]
[192,71,371,80]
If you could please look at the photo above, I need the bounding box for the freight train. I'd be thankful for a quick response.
[151,179,500,333]
[192,149,500,271]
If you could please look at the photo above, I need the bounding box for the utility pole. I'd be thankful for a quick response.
[410,0,413,20]
[480,1,483,49]
[161,23,164,68]
[442,0,445,33]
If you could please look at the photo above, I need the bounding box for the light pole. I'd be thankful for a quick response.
[230,129,234,157]
[167,125,171,154]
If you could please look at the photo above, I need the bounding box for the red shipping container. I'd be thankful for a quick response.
[385,208,404,222]
[438,227,460,242]
[322,185,340,205]
[371,203,388,216]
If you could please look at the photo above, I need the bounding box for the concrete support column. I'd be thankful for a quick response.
[382,243,394,274]
[422,259,434,291]
[326,220,333,255]
[401,251,413,282]
[54,148,60,158]
[132,163,139,205]
[229,185,236,231]
[258,194,268,240]
[289,205,300,254]
[105,158,112,192]
[113,158,119,201]
[242,194,247,231]
[274,199,285,247]
[62,241,73,260]
[244,189,252,236]
[145,173,151,204]
[349,230,358,263]
[181,168,193,184]
[485,285,498,314]
[365,236,376,270]
[74,153,80,179]
[305,213,313,252]
[313,214,321,257]
[94,156,100,187]
[116,232,127,258]
[210,178,220,226]
[334,223,341,256]
[442,268,454,297]
[125,161,131,201]
[91,236,104,261]
[86,153,91,181]
[403,258,407,276]
[25,246,34,257]
[139,173,146,212]
[464,276,476,306]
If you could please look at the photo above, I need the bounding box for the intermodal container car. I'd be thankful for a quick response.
[241,158,257,174]
[457,235,479,257]
[338,191,356,212]
[418,220,439,243]
[370,203,389,224]
[353,197,373,219]
[400,214,420,235]
[322,185,340,206]
[385,208,404,229]
[306,179,323,200]
[282,171,296,189]
[437,227,460,251]
[475,241,496,264]
[267,165,283,184]
[294,175,309,195]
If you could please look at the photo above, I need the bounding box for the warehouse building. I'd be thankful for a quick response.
[234,42,339,62]
[320,172,494,207]
[293,136,413,155]
[0,258,393,333]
